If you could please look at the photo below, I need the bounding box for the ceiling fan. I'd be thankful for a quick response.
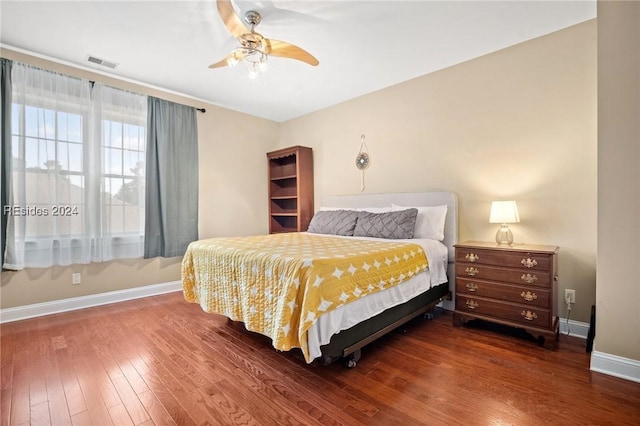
[209,0,319,77]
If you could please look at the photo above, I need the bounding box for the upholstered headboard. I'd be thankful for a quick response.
[321,191,458,259]
[321,191,458,309]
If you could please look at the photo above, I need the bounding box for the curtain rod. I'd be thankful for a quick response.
[85,79,206,112]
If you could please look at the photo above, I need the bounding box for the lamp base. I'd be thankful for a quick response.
[495,224,514,245]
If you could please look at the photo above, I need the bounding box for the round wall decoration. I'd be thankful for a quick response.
[356,152,370,170]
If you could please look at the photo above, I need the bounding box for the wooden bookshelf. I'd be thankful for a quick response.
[267,146,314,233]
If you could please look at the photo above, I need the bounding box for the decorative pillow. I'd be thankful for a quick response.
[307,210,359,236]
[391,204,447,241]
[353,208,418,239]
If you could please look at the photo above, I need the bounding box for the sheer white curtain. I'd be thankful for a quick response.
[92,84,147,261]
[4,62,147,270]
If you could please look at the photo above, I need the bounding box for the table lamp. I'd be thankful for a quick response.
[489,200,520,245]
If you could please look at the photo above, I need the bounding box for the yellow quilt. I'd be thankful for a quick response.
[182,232,428,362]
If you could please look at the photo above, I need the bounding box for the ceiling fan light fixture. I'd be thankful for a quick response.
[211,2,318,75]
[236,47,268,78]
[227,57,239,68]
[247,55,267,79]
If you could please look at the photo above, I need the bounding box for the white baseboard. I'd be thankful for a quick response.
[591,351,640,384]
[0,281,182,324]
[558,317,590,339]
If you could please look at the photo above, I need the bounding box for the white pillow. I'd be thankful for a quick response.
[320,206,393,213]
[391,204,447,241]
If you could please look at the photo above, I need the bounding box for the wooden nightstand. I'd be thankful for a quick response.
[452,241,559,349]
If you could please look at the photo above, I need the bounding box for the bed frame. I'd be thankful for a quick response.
[317,191,458,367]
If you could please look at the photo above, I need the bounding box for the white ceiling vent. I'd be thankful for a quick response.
[86,55,119,69]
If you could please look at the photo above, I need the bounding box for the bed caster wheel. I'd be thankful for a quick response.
[424,312,434,320]
[344,349,361,368]
[322,355,338,365]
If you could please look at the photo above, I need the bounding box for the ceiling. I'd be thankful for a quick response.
[1,0,596,122]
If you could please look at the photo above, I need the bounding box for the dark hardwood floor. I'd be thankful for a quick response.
[1,291,639,425]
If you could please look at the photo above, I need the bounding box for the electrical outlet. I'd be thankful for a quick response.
[72,273,81,285]
[565,289,575,304]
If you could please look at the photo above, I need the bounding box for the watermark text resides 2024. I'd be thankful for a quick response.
[3,205,79,217]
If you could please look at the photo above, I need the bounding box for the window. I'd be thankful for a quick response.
[4,63,147,269]
[12,104,86,239]
[102,118,146,236]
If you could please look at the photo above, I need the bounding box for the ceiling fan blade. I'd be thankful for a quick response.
[265,39,319,66]
[217,0,248,38]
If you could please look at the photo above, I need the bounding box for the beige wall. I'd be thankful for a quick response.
[280,21,598,323]
[596,1,640,361]
[0,48,279,309]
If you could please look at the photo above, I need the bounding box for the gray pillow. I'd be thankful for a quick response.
[353,208,418,239]
[307,210,359,236]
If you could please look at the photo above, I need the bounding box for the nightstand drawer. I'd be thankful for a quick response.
[456,278,550,308]
[456,295,551,328]
[455,248,552,271]
[455,264,551,288]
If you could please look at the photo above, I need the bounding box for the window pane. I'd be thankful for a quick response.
[104,177,124,206]
[123,151,142,177]
[24,171,55,204]
[102,120,111,147]
[123,123,140,150]
[58,111,68,141]
[104,148,123,175]
[24,106,38,137]
[139,128,146,151]
[12,136,21,166]
[56,173,73,205]
[117,177,140,206]
[25,138,55,170]
[67,113,82,143]
[67,143,83,173]
[43,108,55,140]
[58,142,69,171]
[40,140,56,170]
[123,205,140,232]
[68,176,84,204]
[109,121,122,148]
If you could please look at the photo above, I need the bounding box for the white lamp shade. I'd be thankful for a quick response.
[489,201,520,224]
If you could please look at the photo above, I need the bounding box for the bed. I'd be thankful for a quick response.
[182,191,458,366]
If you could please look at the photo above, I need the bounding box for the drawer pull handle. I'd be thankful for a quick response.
[465,253,479,263]
[466,267,479,277]
[521,273,538,284]
[521,257,538,269]
[465,282,478,292]
[466,300,479,310]
[521,290,537,302]
[521,310,538,321]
